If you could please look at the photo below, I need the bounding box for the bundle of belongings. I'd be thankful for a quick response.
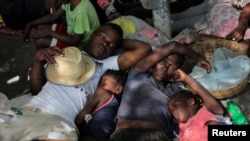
[190,47,250,92]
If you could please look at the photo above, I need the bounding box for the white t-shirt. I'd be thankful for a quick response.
[24,54,119,125]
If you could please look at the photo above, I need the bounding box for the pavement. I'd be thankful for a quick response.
[0,33,35,99]
[0,33,250,123]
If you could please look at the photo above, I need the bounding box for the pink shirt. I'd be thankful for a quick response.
[178,107,218,141]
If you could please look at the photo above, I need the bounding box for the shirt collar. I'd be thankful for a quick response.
[81,51,104,63]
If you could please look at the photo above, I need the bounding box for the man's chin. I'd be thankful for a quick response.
[91,51,103,59]
[93,54,105,60]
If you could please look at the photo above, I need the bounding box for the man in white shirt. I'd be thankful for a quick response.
[0,23,151,141]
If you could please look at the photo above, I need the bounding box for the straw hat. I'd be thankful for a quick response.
[46,47,95,85]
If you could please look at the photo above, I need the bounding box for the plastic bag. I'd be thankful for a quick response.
[0,92,10,108]
[110,16,170,47]
[190,47,250,91]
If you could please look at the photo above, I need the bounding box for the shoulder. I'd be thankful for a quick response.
[94,88,113,100]
[82,51,119,70]
[101,55,119,70]
[128,67,148,78]
[195,107,218,122]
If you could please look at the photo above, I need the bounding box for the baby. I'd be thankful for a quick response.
[168,90,223,141]
[75,69,128,141]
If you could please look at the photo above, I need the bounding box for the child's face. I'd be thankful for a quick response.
[168,99,191,123]
[97,0,111,10]
[99,74,122,95]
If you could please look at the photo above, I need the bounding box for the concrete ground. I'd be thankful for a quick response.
[0,33,250,122]
[0,33,35,99]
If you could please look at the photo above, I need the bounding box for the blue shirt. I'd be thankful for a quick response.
[116,68,184,134]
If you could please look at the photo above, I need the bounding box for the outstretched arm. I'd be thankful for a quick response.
[75,88,108,126]
[24,8,65,42]
[135,41,211,72]
[174,69,225,115]
[34,28,83,46]
[29,47,64,95]
[226,3,250,41]
[117,39,152,70]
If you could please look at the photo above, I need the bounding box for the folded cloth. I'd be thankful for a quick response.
[0,106,78,141]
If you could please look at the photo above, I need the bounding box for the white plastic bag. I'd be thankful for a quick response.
[190,48,250,91]
[0,92,10,108]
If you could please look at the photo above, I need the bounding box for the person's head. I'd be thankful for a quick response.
[168,90,202,124]
[151,54,184,83]
[98,69,128,95]
[96,0,111,10]
[84,23,123,60]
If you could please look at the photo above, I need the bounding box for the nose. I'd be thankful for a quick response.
[103,41,113,49]
[162,66,167,71]
[162,63,170,71]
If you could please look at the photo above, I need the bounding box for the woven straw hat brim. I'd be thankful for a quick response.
[46,47,95,86]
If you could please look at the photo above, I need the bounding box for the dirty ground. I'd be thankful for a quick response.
[0,33,250,121]
[0,34,35,98]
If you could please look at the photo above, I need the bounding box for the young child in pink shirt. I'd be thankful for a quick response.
[168,90,224,141]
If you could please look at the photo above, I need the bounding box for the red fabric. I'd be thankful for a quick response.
[54,23,67,35]
[92,94,115,114]
[178,107,218,141]
[53,23,71,49]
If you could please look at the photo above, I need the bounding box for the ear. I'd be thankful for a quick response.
[115,85,123,94]
[188,98,196,106]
